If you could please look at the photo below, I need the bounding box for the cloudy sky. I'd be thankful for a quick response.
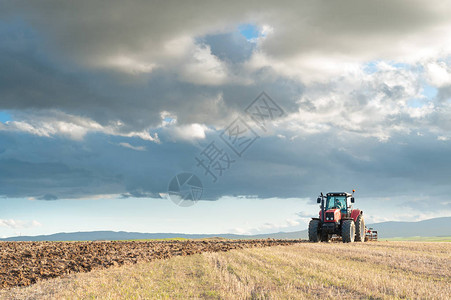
[1,0,450,237]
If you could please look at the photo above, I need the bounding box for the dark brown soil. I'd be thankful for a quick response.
[0,239,303,289]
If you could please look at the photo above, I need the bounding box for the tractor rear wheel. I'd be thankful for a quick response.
[342,220,355,243]
[355,214,365,242]
[308,219,321,242]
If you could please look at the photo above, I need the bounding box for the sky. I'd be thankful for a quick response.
[0,0,451,238]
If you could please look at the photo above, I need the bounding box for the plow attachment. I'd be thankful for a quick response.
[365,227,378,241]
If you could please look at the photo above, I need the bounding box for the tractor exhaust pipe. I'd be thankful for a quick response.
[320,192,325,223]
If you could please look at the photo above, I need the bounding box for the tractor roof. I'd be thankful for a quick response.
[326,192,352,197]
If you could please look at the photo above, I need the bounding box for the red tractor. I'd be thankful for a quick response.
[309,190,365,243]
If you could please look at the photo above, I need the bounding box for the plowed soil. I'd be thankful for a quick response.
[0,239,302,289]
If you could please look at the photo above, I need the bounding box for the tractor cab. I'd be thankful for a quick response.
[325,192,353,214]
[318,192,355,223]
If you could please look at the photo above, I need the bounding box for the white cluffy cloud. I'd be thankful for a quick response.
[231,218,302,235]
[425,61,451,87]
[163,123,211,142]
[180,44,229,86]
[0,111,160,142]
[276,60,451,141]
[0,219,41,229]
[118,142,146,151]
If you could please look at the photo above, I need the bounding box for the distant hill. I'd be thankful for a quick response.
[0,217,449,241]
[0,230,307,242]
[0,231,237,242]
[365,217,451,238]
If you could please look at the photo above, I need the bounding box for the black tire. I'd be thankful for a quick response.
[308,219,321,242]
[342,220,355,243]
[321,232,331,242]
[355,214,365,242]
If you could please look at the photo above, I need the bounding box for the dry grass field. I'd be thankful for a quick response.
[1,241,450,299]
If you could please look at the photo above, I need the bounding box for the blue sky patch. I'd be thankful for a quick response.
[422,84,438,99]
[407,98,427,108]
[391,62,410,69]
[0,111,12,123]
[364,60,412,74]
[408,83,436,108]
[363,61,379,74]
[239,24,260,40]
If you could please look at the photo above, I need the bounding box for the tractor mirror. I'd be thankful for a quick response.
[351,197,355,203]
[317,197,321,203]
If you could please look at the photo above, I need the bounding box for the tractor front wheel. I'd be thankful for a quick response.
[308,219,321,242]
[355,214,365,242]
[342,220,355,243]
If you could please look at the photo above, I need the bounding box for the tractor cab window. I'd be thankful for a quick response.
[326,196,347,212]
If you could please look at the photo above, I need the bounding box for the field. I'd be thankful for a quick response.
[0,240,299,289]
[383,236,451,242]
[1,241,449,299]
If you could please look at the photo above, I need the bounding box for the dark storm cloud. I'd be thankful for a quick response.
[2,127,450,216]
[213,132,451,198]
[0,158,120,199]
[437,85,451,102]
[199,31,255,63]
[0,130,199,199]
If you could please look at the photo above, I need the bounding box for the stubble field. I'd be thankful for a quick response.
[1,240,450,299]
